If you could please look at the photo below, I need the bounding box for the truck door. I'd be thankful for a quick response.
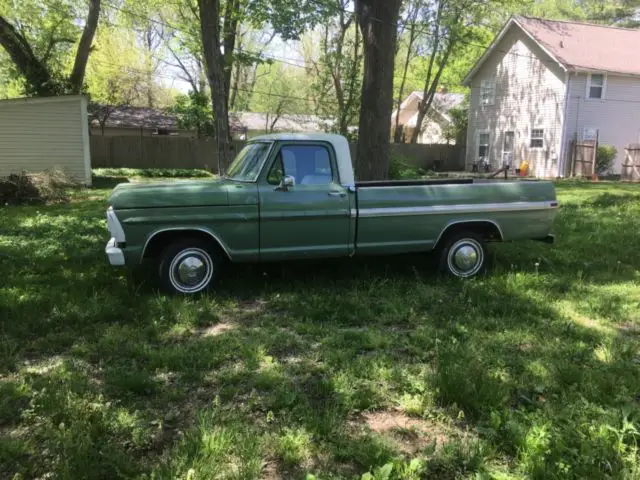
[258,142,351,260]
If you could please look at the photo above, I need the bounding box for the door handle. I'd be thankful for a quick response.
[328,191,346,197]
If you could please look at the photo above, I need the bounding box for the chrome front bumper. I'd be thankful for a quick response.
[106,237,125,266]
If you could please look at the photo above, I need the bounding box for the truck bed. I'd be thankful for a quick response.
[354,179,557,255]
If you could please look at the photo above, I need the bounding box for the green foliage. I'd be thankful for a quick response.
[93,168,214,179]
[85,26,157,108]
[442,105,468,144]
[169,90,214,137]
[389,153,425,179]
[0,0,82,91]
[596,144,617,174]
[250,62,310,125]
[308,8,363,136]
[275,427,312,466]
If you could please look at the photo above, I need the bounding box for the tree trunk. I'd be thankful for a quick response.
[354,0,402,180]
[222,0,240,108]
[69,0,101,92]
[198,0,232,174]
[0,15,55,96]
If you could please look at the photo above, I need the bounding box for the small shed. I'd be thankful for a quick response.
[0,95,92,184]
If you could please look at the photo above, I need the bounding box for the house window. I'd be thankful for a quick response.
[587,74,605,99]
[478,132,490,159]
[480,79,496,105]
[530,128,544,149]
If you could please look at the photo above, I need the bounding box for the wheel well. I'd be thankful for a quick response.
[436,221,503,248]
[142,229,229,261]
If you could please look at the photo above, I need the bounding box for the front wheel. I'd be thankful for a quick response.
[438,233,487,278]
[158,239,222,295]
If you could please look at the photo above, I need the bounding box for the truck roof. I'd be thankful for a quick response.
[250,133,355,186]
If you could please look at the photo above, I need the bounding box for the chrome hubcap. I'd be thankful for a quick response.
[447,239,484,278]
[169,248,214,293]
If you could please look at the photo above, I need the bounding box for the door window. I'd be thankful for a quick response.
[478,133,490,159]
[268,144,334,185]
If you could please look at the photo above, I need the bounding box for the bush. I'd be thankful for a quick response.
[595,144,617,174]
[0,168,74,206]
[389,154,425,180]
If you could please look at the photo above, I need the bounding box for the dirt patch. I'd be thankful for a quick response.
[261,460,282,480]
[358,410,451,455]
[618,322,640,336]
[199,322,237,337]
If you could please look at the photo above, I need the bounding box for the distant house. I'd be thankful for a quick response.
[89,105,190,137]
[89,105,332,139]
[464,16,640,177]
[391,91,465,144]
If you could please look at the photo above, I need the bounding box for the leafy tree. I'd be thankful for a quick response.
[392,0,424,142]
[196,0,335,172]
[407,0,518,144]
[309,0,362,137]
[0,0,101,96]
[250,62,310,131]
[596,144,617,174]
[442,104,468,145]
[170,90,213,136]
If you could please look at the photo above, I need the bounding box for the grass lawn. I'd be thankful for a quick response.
[1,177,639,479]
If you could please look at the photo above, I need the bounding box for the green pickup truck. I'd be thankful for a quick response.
[105,134,558,294]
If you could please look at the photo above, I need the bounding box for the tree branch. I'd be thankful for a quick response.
[69,0,101,92]
[0,14,55,95]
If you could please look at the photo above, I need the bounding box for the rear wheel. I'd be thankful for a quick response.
[438,232,487,278]
[158,239,222,294]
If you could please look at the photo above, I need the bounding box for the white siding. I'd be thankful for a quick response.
[466,26,566,177]
[564,73,640,173]
[0,96,91,184]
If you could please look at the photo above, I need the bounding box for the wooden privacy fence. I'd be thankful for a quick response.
[570,137,597,176]
[622,144,640,182]
[90,136,465,173]
[90,136,247,173]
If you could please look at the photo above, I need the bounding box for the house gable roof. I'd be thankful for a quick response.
[395,91,465,124]
[464,16,640,84]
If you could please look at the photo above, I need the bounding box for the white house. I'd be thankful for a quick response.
[464,16,640,177]
[0,95,92,184]
[391,91,465,144]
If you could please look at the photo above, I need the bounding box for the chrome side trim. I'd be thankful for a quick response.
[358,201,557,218]
[141,227,232,262]
[106,207,126,243]
[434,219,504,248]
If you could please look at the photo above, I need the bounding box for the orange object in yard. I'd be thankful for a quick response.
[519,161,529,176]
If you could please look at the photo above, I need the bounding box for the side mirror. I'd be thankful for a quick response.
[277,175,295,191]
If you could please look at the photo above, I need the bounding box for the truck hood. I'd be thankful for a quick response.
[109,178,229,209]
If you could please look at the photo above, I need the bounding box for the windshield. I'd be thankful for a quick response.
[225,142,272,182]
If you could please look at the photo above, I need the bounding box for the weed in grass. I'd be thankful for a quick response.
[275,427,313,467]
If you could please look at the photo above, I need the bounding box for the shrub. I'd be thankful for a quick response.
[389,154,425,180]
[0,168,74,206]
[595,144,617,174]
